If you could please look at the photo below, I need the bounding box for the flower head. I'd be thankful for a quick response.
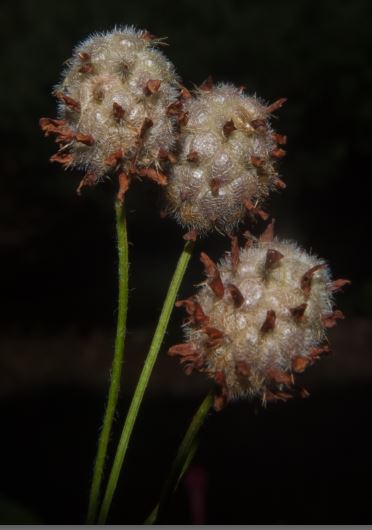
[165,82,287,236]
[169,221,350,410]
[40,27,180,201]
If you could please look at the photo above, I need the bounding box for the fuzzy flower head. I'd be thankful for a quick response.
[170,221,350,410]
[165,81,287,236]
[40,27,181,201]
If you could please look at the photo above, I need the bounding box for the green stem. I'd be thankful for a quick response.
[86,200,129,524]
[97,239,195,524]
[146,392,214,524]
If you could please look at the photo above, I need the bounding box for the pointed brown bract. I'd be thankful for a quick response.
[322,310,344,328]
[251,118,267,131]
[79,63,94,74]
[140,29,156,41]
[244,199,269,220]
[230,236,239,272]
[139,117,153,138]
[78,51,91,62]
[259,219,275,243]
[301,264,326,296]
[117,172,130,203]
[158,147,177,164]
[210,177,222,196]
[183,229,198,241]
[203,326,225,349]
[264,389,293,403]
[137,167,167,186]
[50,152,74,167]
[261,309,276,332]
[200,252,225,298]
[309,344,331,360]
[213,370,228,411]
[39,117,66,136]
[166,101,183,116]
[223,119,236,137]
[105,149,124,167]
[180,86,191,99]
[112,102,125,122]
[271,148,286,159]
[75,132,94,145]
[267,368,293,387]
[272,133,287,145]
[227,283,244,308]
[330,278,351,292]
[168,343,205,375]
[290,303,307,321]
[273,177,286,189]
[187,150,199,162]
[144,79,161,95]
[200,75,214,92]
[176,298,210,327]
[54,91,81,111]
[178,111,189,126]
[76,171,98,195]
[251,155,264,168]
[264,248,284,272]
[267,98,287,114]
[236,361,251,377]
[292,355,311,373]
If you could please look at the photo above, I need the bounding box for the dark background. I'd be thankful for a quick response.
[1,0,371,523]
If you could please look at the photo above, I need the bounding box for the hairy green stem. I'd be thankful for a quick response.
[146,392,214,524]
[97,239,195,524]
[86,201,129,524]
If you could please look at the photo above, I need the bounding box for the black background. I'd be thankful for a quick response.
[0,0,371,523]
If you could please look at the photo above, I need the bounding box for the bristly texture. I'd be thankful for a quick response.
[169,222,350,410]
[40,27,180,201]
[165,82,287,235]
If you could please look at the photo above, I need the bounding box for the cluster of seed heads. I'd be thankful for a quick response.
[170,221,350,410]
[41,26,349,408]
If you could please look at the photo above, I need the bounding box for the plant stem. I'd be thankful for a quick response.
[97,239,195,524]
[146,392,214,524]
[86,200,129,524]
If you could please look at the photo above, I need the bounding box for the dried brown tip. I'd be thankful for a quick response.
[268,368,293,387]
[273,177,287,190]
[301,264,326,296]
[213,371,228,411]
[39,117,66,136]
[140,29,156,41]
[183,229,198,241]
[176,298,210,327]
[105,149,124,167]
[210,177,222,196]
[166,101,183,116]
[267,98,287,114]
[236,361,251,377]
[187,150,199,162]
[322,310,345,328]
[158,147,177,164]
[292,355,311,373]
[117,172,130,203]
[261,309,276,332]
[78,51,91,61]
[330,279,351,292]
[144,79,161,96]
[272,133,287,145]
[54,91,81,111]
[309,344,331,360]
[139,117,153,139]
[50,152,74,167]
[264,248,284,273]
[79,63,94,74]
[264,389,293,403]
[168,343,204,375]
[244,199,269,221]
[112,102,125,122]
[200,252,225,298]
[203,326,225,349]
[178,111,189,127]
[223,119,237,137]
[251,155,264,168]
[290,303,307,321]
[251,119,267,131]
[259,219,276,243]
[227,283,244,308]
[137,167,167,186]
[76,171,97,195]
[230,236,240,272]
[75,132,94,145]
[200,75,214,92]
[180,86,192,99]
[271,148,286,159]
